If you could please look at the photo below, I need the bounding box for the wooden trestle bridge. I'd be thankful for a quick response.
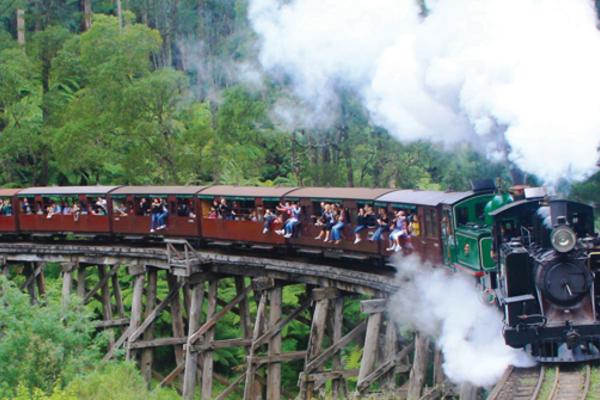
[0,241,453,399]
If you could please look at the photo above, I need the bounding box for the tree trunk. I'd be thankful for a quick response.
[82,0,92,31]
[16,8,25,46]
[116,0,123,30]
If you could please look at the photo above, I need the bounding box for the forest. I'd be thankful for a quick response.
[0,0,599,398]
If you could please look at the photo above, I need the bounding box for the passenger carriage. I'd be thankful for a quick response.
[16,186,119,235]
[110,186,205,238]
[197,185,297,245]
[282,187,394,256]
[0,189,21,234]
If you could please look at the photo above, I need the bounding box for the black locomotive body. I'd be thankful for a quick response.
[492,197,600,362]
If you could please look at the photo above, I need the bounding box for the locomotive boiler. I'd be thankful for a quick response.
[491,195,600,362]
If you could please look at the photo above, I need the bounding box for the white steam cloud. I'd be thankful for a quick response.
[389,255,533,386]
[248,0,600,181]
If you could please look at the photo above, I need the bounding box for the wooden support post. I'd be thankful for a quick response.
[1,259,8,277]
[201,279,218,400]
[126,271,146,361]
[382,320,398,391]
[267,285,282,400]
[357,311,383,393]
[35,262,46,298]
[433,348,444,386]
[243,291,267,400]
[61,262,74,308]
[407,332,430,400]
[168,274,185,382]
[24,263,37,303]
[183,277,206,400]
[77,264,86,299]
[459,383,478,400]
[99,266,114,321]
[330,297,346,399]
[236,276,251,340]
[112,269,125,318]
[300,288,336,399]
[141,268,157,385]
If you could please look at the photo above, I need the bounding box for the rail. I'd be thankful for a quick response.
[487,366,544,400]
[548,365,590,400]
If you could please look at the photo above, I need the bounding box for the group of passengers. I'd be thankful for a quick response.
[313,202,347,244]
[0,199,12,216]
[19,197,108,220]
[207,198,259,222]
[136,198,170,232]
[310,203,417,251]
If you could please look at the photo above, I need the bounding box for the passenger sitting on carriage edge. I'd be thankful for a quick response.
[353,206,367,244]
[150,198,169,232]
[282,202,301,238]
[331,209,346,244]
[1,199,12,216]
[369,208,389,242]
[218,198,234,220]
[314,203,331,241]
[262,209,276,234]
[387,211,410,252]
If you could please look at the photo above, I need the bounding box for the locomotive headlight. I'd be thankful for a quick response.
[551,226,577,253]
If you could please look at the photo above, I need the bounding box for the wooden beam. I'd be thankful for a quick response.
[250,351,307,366]
[331,297,346,399]
[360,298,387,314]
[83,264,118,304]
[357,312,383,392]
[383,320,399,391]
[140,268,157,385]
[168,274,185,376]
[112,271,125,317]
[201,279,218,400]
[188,284,252,344]
[304,319,367,374]
[35,262,46,298]
[254,298,312,348]
[189,338,252,352]
[407,332,430,400]
[300,292,330,398]
[243,293,267,400]
[105,273,144,361]
[267,285,282,400]
[236,277,251,339]
[127,279,182,344]
[215,374,245,400]
[182,279,205,400]
[61,263,73,308]
[94,318,130,329]
[77,264,86,299]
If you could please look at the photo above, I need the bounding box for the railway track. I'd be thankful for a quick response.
[548,365,590,400]
[487,365,591,400]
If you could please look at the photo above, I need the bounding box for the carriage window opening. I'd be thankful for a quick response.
[20,197,34,215]
[176,198,195,218]
[135,197,150,216]
[89,196,108,216]
[113,199,130,216]
[0,197,12,216]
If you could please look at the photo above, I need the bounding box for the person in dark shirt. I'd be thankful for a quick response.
[218,198,232,220]
[353,206,367,244]
[369,208,389,242]
[139,198,150,216]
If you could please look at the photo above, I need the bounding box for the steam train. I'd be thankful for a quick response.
[0,183,597,362]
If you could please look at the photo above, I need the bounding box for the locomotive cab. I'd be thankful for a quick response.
[491,197,600,362]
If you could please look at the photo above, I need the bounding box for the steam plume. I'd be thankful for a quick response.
[388,255,533,386]
[248,0,600,181]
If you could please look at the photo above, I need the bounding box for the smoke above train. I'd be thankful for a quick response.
[248,0,600,182]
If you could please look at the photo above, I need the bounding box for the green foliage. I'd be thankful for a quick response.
[66,362,179,400]
[0,276,101,398]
